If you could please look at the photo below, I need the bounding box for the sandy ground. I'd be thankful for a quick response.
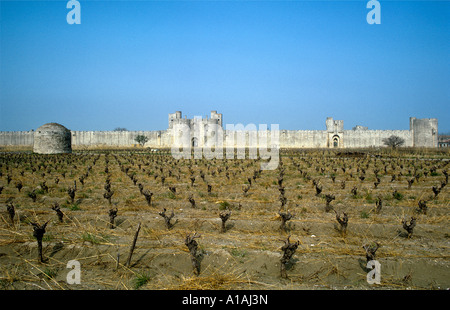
[0,148,448,290]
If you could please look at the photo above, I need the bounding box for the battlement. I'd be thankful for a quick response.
[169,111,223,130]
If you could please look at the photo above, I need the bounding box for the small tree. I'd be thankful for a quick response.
[382,135,405,148]
[280,235,300,278]
[185,232,202,275]
[135,135,149,147]
[114,127,128,131]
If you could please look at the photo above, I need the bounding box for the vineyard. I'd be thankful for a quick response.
[0,148,448,290]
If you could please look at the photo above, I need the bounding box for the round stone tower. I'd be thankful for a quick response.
[33,123,72,154]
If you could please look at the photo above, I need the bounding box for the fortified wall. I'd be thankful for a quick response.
[0,112,438,149]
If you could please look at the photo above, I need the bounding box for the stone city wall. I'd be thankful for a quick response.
[69,131,169,148]
[342,130,412,148]
[0,117,438,149]
[0,129,429,149]
[0,131,34,146]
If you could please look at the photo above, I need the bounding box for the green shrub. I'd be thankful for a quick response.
[219,201,230,210]
[360,211,370,219]
[42,268,57,279]
[81,232,110,244]
[393,191,404,201]
[68,203,81,211]
[133,272,151,289]
[230,248,247,258]
[365,192,374,203]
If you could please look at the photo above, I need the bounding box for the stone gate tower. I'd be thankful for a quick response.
[169,111,223,147]
[326,117,344,148]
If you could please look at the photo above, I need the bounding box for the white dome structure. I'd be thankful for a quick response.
[33,123,72,154]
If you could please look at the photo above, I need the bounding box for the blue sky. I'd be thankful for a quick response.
[0,0,449,132]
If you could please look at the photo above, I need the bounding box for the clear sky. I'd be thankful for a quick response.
[0,0,449,132]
